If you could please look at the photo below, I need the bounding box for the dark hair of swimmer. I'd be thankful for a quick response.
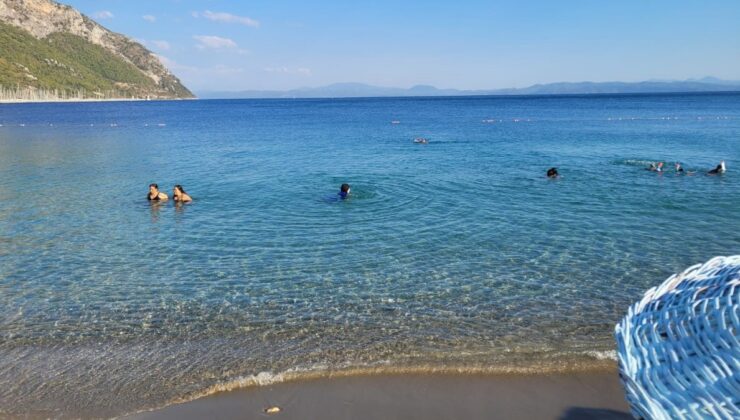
[174,184,186,194]
[149,183,158,190]
[546,168,559,178]
[339,183,351,199]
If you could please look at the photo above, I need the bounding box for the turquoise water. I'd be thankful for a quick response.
[1,93,739,417]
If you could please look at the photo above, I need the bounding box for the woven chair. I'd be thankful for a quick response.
[615,256,740,419]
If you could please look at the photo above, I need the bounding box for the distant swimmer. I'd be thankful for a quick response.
[647,162,664,172]
[414,137,428,144]
[546,167,559,178]
[147,183,168,201]
[173,185,192,202]
[338,183,351,199]
[675,163,684,173]
[708,160,726,175]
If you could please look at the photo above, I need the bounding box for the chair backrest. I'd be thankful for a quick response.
[615,255,740,419]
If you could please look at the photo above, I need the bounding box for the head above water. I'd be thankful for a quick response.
[709,160,727,174]
[149,183,159,193]
[546,167,558,178]
[173,185,186,194]
[339,183,351,199]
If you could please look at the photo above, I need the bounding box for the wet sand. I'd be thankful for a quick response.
[128,371,631,420]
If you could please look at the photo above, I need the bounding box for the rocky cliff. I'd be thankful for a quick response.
[0,0,193,99]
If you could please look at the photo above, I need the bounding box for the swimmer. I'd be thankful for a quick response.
[414,137,428,144]
[546,167,559,178]
[675,163,684,173]
[338,183,351,199]
[647,162,664,172]
[147,183,168,201]
[708,160,726,175]
[172,185,192,202]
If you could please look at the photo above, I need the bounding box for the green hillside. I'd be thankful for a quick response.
[0,21,185,98]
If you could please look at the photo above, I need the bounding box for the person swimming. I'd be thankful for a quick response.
[173,185,192,202]
[546,167,559,178]
[708,160,726,175]
[675,163,684,173]
[338,183,351,199]
[646,162,664,172]
[147,183,168,201]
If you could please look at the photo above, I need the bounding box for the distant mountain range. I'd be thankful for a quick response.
[199,77,740,99]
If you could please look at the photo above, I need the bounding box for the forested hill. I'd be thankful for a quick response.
[0,0,193,100]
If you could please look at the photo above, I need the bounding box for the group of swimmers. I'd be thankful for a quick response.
[147,183,192,202]
[545,161,727,179]
[147,183,351,202]
[149,161,725,203]
[647,160,726,175]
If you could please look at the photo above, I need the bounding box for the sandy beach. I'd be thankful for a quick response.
[128,371,631,420]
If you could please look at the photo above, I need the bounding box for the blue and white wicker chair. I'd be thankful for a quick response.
[615,256,740,419]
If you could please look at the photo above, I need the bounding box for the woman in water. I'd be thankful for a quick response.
[147,183,168,201]
[173,185,193,202]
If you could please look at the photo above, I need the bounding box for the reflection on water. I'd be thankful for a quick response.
[0,94,739,417]
[149,201,165,223]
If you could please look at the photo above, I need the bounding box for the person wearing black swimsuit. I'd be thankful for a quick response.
[148,183,169,201]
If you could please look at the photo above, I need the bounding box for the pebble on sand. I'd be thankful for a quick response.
[264,406,281,414]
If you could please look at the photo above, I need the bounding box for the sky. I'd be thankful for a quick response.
[64,0,740,93]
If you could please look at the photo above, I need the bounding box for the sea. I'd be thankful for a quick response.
[1,93,739,417]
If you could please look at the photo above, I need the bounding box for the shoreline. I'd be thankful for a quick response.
[0,97,196,104]
[127,369,631,420]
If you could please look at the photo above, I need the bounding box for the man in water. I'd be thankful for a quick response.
[339,183,351,199]
[708,160,726,175]
[546,167,559,178]
[147,183,168,201]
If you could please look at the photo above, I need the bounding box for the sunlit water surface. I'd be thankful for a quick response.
[1,94,739,417]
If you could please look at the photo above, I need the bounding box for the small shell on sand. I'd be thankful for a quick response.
[264,406,281,414]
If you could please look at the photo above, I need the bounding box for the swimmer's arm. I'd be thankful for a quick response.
[159,192,169,200]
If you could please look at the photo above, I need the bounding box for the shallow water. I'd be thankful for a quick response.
[1,93,739,417]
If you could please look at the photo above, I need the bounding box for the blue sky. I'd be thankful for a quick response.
[65,0,740,92]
